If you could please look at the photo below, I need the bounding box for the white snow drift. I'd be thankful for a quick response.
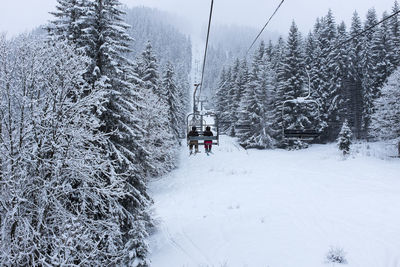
[149,136,400,267]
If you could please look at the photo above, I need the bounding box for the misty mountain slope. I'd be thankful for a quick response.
[124,6,192,74]
[200,24,280,100]
[148,136,400,267]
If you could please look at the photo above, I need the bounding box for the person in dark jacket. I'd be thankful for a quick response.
[187,126,199,154]
[203,126,213,153]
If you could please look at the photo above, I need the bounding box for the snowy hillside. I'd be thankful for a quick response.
[149,136,400,267]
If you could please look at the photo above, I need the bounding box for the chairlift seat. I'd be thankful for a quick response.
[187,136,218,145]
[187,111,219,146]
[235,124,251,130]
[281,67,321,142]
[284,129,320,139]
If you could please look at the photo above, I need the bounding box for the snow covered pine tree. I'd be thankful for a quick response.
[49,0,154,265]
[337,120,353,156]
[0,34,147,266]
[137,42,177,176]
[370,66,400,157]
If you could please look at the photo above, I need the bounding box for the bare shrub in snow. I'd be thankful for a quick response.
[325,247,348,265]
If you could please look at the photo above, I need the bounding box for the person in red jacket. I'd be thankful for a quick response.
[203,126,213,153]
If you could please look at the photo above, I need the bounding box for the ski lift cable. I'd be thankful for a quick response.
[246,0,285,56]
[319,8,400,60]
[199,0,214,99]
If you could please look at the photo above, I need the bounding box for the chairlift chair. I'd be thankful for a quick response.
[187,82,220,146]
[282,68,321,141]
[187,112,219,146]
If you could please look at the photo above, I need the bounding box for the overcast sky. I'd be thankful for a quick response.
[0,0,398,37]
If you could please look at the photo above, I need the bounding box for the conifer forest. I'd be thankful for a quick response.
[1,0,400,266]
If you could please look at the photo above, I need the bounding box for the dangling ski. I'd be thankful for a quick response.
[189,150,201,156]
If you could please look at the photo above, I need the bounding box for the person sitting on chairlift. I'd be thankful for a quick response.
[203,126,213,153]
[187,126,199,154]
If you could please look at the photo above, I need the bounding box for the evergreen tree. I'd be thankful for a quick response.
[361,8,380,135]
[233,59,249,136]
[275,21,309,147]
[122,7,192,135]
[215,68,228,125]
[349,11,364,80]
[279,21,305,107]
[390,1,400,67]
[234,41,276,148]
[271,36,286,70]
[336,21,352,125]
[269,37,287,142]
[305,24,323,101]
[348,11,364,138]
[238,43,264,146]
[370,66,400,146]
[246,58,277,148]
[217,5,400,146]
[137,45,176,176]
[123,6,192,81]
[48,0,87,46]
[216,67,233,133]
[139,41,161,97]
[314,10,343,141]
[139,85,176,176]
[304,31,317,69]
[162,62,181,142]
[375,11,395,90]
[337,120,353,156]
[219,59,241,135]
[50,0,152,264]
[265,40,274,61]
[228,58,241,135]
[0,35,148,266]
[174,68,191,138]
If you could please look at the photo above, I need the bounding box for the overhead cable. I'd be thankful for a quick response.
[199,0,214,98]
[246,0,285,55]
[321,8,400,59]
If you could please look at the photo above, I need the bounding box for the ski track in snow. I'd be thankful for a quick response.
[148,136,400,267]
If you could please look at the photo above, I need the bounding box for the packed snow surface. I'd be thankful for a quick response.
[148,136,400,267]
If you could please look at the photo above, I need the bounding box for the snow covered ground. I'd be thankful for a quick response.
[148,136,400,267]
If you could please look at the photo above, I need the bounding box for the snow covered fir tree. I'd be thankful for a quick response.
[215,2,400,151]
[0,0,190,266]
[337,120,353,156]
[1,0,400,266]
[370,66,400,156]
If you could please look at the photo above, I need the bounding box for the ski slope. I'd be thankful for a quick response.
[148,136,400,267]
